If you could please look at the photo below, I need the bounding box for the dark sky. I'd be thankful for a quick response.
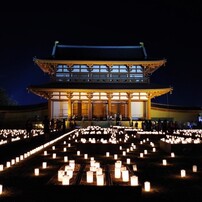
[1,1,202,107]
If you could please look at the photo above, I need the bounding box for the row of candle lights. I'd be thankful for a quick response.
[1,126,202,196]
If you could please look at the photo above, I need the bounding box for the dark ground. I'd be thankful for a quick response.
[0,130,202,202]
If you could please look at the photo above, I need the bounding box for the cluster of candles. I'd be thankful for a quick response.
[57,160,75,185]
[0,130,77,195]
[57,157,106,186]
[161,134,202,144]
[0,129,44,146]
[2,126,202,196]
[114,160,139,186]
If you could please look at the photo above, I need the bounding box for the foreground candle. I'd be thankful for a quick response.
[122,170,129,182]
[192,165,197,172]
[34,168,39,176]
[86,171,94,183]
[181,169,186,177]
[42,162,47,169]
[0,184,3,194]
[130,175,138,186]
[0,164,3,171]
[162,159,167,166]
[96,174,104,186]
[144,181,151,192]
[62,175,70,185]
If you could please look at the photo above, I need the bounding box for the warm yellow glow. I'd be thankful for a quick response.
[130,175,138,186]
[42,162,47,169]
[162,159,167,166]
[193,165,197,172]
[122,170,129,182]
[6,161,11,168]
[106,152,110,157]
[96,174,104,186]
[171,152,175,157]
[64,156,68,162]
[34,168,39,176]
[126,158,131,164]
[58,170,64,181]
[62,175,70,185]
[181,169,186,177]
[140,153,144,158]
[86,171,94,183]
[96,168,102,175]
[115,167,121,178]
[144,181,151,192]
[0,184,3,195]
[133,164,137,171]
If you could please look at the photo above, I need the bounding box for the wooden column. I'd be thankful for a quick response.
[67,93,72,120]
[146,94,151,120]
[127,93,132,120]
[87,93,93,120]
[107,93,112,117]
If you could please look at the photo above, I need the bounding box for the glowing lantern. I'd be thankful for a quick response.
[122,170,129,182]
[84,154,88,159]
[162,159,167,166]
[0,165,3,171]
[42,162,47,169]
[144,181,151,192]
[181,169,186,177]
[96,174,104,186]
[126,158,131,164]
[6,161,11,168]
[192,165,197,172]
[130,175,138,186]
[106,152,110,157]
[133,164,137,171]
[0,184,3,195]
[171,152,175,157]
[34,168,39,176]
[64,156,68,162]
[86,171,94,183]
[62,175,70,185]
[58,170,65,181]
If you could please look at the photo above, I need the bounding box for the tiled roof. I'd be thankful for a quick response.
[51,43,148,61]
[28,82,171,90]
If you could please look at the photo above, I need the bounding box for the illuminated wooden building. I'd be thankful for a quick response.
[28,41,172,122]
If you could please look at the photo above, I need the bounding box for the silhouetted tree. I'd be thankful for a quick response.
[0,88,18,106]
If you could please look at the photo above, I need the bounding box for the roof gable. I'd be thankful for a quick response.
[51,42,147,61]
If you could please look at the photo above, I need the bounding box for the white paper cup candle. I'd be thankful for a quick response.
[144,181,151,192]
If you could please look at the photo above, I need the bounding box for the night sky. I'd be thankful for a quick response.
[1,1,202,107]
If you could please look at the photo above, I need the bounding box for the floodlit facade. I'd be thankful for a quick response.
[28,41,172,122]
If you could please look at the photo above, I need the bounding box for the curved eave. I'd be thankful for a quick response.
[34,58,166,75]
[28,87,172,100]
